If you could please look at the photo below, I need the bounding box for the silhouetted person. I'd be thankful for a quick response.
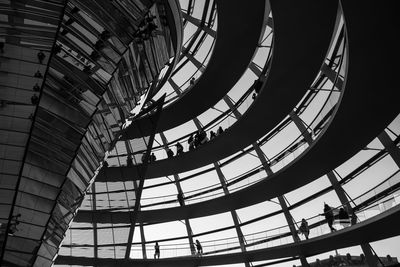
[209,130,216,140]
[194,131,201,147]
[176,142,183,155]
[154,242,160,259]
[8,214,21,236]
[150,153,156,162]
[299,218,310,240]
[166,148,174,158]
[141,153,148,164]
[196,239,203,255]
[102,161,109,168]
[37,50,46,64]
[338,207,349,220]
[34,70,42,78]
[177,192,184,206]
[360,253,365,263]
[323,203,336,232]
[0,41,4,53]
[190,77,195,86]
[351,212,357,225]
[8,221,19,236]
[346,253,353,265]
[387,254,393,263]
[217,126,224,136]
[33,83,40,92]
[188,134,195,151]
[198,129,208,145]
[329,255,336,266]
[31,94,39,105]
[253,79,262,94]
[126,155,133,166]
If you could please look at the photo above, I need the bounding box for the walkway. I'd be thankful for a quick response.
[57,204,400,266]
[97,0,338,182]
[76,0,400,225]
[121,0,268,138]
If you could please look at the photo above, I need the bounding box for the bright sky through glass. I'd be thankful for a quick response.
[121,0,400,264]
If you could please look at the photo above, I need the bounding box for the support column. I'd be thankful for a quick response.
[139,224,147,259]
[378,130,400,167]
[249,62,262,77]
[172,176,197,256]
[91,184,98,263]
[291,110,377,267]
[225,94,307,249]
[159,132,196,255]
[277,196,301,242]
[130,174,147,259]
[192,111,250,265]
[183,47,206,72]
[289,111,313,144]
[124,96,165,259]
[214,162,250,267]
[223,95,242,118]
[254,143,309,267]
[169,79,182,96]
[321,63,344,90]
[181,12,217,38]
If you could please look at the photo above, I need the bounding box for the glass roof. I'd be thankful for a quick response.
[1,0,399,266]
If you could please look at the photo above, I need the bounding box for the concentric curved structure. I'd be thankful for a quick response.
[1,0,399,267]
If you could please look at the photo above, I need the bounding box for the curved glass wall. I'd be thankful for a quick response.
[0,0,178,265]
[2,1,399,266]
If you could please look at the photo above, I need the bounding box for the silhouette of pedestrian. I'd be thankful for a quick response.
[209,131,216,140]
[166,148,174,158]
[33,83,40,92]
[126,155,133,166]
[217,126,224,136]
[188,134,195,151]
[299,218,310,240]
[196,239,203,255]
[323,203,336,232]
[176,142,184,155]
[141,153,149,164]
[154,242,160,259]
[31,94,39,105]
[37,50,46,64]
[34,70,42,78]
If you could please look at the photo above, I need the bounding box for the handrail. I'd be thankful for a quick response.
[87,87,339,209]
[65,176,400,258]
[104,26,344,170]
